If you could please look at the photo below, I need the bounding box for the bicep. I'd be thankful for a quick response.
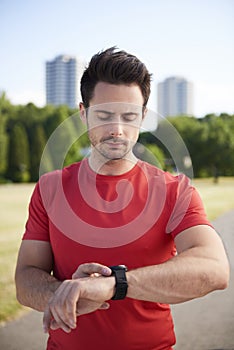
[174,225,227,261]
[16,240,53,274]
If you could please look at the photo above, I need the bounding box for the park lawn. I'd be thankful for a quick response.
[0,178,234,323]
[0,184,34,323]
[192,177,234,221]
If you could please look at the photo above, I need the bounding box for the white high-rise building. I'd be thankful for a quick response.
[46,55,84,109]
[157,76,193,117]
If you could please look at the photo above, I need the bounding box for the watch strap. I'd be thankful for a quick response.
[110,265,128,300]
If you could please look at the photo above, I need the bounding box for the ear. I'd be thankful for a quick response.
[79,102,87,124]
[142,107,148,120]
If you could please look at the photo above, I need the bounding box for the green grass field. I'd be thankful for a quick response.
[192,177,234,220]
[0,184,34,323]
[0,178,234,323]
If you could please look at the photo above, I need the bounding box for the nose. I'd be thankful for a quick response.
[109,121,123,137]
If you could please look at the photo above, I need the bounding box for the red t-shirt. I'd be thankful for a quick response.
[23,159,211,350]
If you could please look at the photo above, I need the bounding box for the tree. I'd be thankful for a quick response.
[0,93,13,179]
[166,116,209,177]
[43,105,71,139]
[134,143,165,169]
[6,123,30,182]
[202,115,234,176]
[30,124,52,181]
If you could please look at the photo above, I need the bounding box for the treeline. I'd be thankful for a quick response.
[0,93,87,183]
[0,92,234,182]
[139,113,234,178]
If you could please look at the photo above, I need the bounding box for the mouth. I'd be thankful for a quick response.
[105,141,124,147]
[102,138,127,147]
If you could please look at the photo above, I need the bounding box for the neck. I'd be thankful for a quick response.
[88,151,138,176]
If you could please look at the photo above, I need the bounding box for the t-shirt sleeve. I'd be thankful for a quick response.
[166,174,213,238]
[23,181,50,242]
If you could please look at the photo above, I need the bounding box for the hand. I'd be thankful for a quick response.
[73,262,113,320]
[43,263,114,333]
[72,262,113,320]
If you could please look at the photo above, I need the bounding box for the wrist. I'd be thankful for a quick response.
[79,276,115,301]
[107,276,116,300]
[48,280,62,299]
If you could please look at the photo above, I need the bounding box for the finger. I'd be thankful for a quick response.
[43,305,52,333]
[46,281,77,332]
[63,283,79,328]
[43,305,71,334]
[50,310,73,333]
[52,282,78,330]
[72,263,112,279]
[72,267,88,279]
[46,302,72,333]
[76,299,106,316]
[50,319,65,331]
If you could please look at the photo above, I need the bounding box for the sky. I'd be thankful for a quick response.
[0,0,234,119]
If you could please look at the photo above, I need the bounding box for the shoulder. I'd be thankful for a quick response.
[39,161,81,186]
[139,160,190,187]
[36,161,82,204]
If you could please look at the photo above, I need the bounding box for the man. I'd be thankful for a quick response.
[15,47,229,350]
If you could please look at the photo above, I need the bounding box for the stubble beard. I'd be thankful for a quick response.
[93,141,130,161]
[89,133,133,161]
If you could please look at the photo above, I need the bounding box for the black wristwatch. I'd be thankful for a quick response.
[109,265,128,300]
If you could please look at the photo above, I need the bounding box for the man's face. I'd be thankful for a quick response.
[80,82,145,161]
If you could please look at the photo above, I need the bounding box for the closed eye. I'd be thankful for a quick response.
[93,109,140,122]
[122,113,139,122]
[95,110,114,121]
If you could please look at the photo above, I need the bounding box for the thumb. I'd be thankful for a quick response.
[43,306,52,333]
[72,263,112,279]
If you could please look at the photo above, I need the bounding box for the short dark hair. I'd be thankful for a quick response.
[80,47,152,108]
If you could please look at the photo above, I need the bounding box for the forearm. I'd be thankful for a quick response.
[15,266,61,312]
[127,249,229,304]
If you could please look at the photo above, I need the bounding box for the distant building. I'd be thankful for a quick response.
[157,76,193,117]
[46,55,84,109]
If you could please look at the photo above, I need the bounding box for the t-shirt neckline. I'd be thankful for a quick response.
[82,158,142,181]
